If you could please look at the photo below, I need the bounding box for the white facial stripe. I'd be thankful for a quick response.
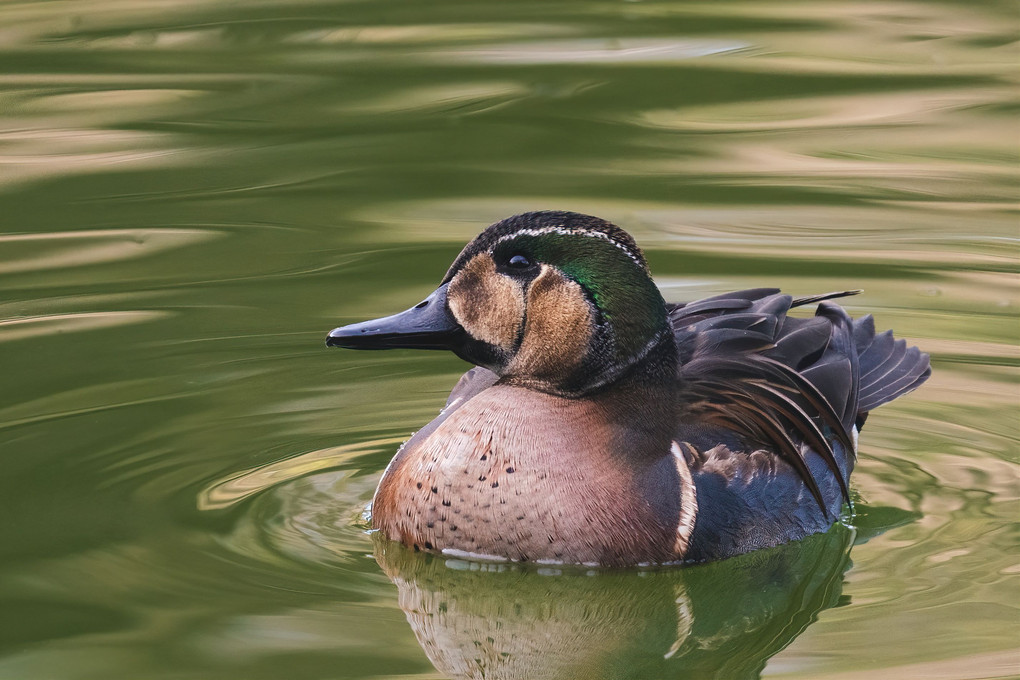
[492,226,646,270]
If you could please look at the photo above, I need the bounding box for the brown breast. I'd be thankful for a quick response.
[371,384,684,566]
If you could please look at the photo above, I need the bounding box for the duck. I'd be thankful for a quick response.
[326,211,930,566]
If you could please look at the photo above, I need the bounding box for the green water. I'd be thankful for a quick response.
[1,1,1017,678]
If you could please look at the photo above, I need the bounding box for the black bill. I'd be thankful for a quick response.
[326,283,463,350]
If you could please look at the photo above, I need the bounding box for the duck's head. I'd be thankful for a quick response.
[327,211,673,396]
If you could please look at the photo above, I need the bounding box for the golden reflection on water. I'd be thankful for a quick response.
[197,437,404,511]
[335,82,531,116]
[0,310,171,344]
[429,38,750,64]
[284,23,573,45]
[0,229,218,273]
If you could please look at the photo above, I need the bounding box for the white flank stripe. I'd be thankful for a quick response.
[671,441,699,558]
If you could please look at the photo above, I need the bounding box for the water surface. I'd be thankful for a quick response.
[1,1,1017,678]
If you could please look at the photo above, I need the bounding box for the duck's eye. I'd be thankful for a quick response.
[508,254,532,269]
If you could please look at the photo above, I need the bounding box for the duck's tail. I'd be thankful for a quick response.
[794,300,931,432]
[851,313,931,421]
[770,291,929,429]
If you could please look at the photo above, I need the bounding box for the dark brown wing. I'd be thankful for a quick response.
[671,289,930,517]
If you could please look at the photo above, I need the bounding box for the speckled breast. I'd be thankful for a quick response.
[370,385,684,566]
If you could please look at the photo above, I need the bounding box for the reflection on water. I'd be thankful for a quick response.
[197,437,404,511]
[376,528,854,680]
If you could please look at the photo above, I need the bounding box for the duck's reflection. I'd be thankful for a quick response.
[375,526,854,679]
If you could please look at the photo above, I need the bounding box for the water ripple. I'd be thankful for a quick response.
[0,228,220,274]
[198,437,403,512]
[0,310,171,344]
[429,37,751,65]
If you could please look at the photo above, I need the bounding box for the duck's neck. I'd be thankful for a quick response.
[580,332,680,461]
[491,330,679,458]
[548,324,679,398]
[591,326,679,393]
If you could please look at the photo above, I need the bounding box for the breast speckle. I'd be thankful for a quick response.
[372,384,682,566]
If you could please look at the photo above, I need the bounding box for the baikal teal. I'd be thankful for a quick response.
[327,211,931,567]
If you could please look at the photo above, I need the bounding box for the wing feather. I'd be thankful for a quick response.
[671,288,921,515]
